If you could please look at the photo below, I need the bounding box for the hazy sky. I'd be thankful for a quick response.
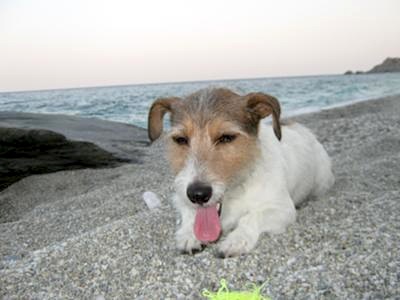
[1,0,399,92]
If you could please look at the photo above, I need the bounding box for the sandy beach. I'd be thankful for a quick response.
[1,94,399,299]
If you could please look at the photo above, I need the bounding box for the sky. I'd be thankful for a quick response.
[0,0,399,92]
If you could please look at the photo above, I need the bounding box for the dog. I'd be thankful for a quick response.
[148,88,334,257]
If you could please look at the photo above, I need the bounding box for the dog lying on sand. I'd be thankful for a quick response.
[148,88,334,257]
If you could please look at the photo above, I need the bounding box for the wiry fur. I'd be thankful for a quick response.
[148,88,334,257]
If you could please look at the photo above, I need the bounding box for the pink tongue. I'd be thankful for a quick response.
[194,205,221,243]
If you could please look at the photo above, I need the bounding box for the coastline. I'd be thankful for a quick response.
[1,95,399,298]
[284,92,400,119]
[2,72,400,129]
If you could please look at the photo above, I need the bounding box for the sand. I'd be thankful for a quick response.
[1,95,399,299]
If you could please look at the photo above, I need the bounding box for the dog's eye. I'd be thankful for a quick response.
[173,136,189,145]
[217,134,237,144]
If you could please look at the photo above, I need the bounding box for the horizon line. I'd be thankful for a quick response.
[0,72,344,94]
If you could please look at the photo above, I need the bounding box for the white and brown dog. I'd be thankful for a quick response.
[148,88,334,257]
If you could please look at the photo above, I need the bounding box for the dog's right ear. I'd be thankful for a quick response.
[148,97,181,142]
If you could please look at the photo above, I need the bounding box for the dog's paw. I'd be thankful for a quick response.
[176,229,203,255]
[217,229,258,258]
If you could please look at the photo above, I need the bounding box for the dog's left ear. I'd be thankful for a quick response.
[245,92,282,140]
[148,97,181,142]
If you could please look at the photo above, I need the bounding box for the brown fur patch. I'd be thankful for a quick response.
[205,118,260,183]
[245,93,281,140]
[148,97,182,142]
[148,88,282,184]
[167,116,259,184]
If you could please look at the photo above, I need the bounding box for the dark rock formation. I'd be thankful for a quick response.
[367,57,400,73]
[344,70,364,75]
[0,111,149,161]
[344,57,400,75]
[0,127,129,191]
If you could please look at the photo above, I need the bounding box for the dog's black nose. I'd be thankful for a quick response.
[187,182,212,204]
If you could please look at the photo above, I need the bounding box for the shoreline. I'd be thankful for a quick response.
[283,92,400,119]
[1,71,400,128]
[1,94,399,298]
[0,91,400,129]
[1,92,399,130]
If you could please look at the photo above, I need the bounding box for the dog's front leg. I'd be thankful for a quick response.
[174,201,203,254]
[218,201,296,257]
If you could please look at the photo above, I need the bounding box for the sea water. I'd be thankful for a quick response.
[1,73,400,129]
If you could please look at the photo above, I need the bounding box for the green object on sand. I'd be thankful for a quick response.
[202,279,271,300]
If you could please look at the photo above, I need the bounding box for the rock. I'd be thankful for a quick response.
[142,191,162,210]
[0,111,149,161]
[0,111,150,191]
[367,57,400,73]
[0,127,129,191]
[344,57,400,75]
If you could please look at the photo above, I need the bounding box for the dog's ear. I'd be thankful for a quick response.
[245,92,282,140]
[148,97,181,142]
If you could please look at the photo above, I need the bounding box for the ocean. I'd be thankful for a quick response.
[1,73,400,129]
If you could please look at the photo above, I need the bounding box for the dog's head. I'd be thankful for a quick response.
[148,88,281,209]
